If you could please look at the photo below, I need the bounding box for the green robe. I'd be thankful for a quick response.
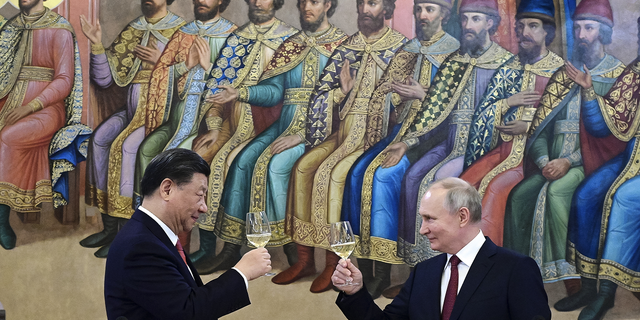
[504,54,625,282]
[215,26,347,246]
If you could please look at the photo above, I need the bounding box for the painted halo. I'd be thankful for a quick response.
[9,0,65,10]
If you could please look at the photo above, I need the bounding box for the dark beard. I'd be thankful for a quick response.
[357,12,385,36]
[19,0,40,12]
[194,4,219,21]
[249,6,275,25]
[415,18,441,41]
[572,39,602,69]
[518,43,543,65]
[300,10,326,32]
[460,29,487,57]
[141,1,161,17]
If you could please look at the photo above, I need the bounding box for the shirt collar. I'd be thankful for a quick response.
[139,206,179,246]
[447,230,485,267]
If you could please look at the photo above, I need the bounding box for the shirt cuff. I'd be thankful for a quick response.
[232,267,249,289]
[175,61,189,77]
[206,116,223,131]
[402,138,419,149]
[535,155,550,169]
[237,86,249,103]
[91,43,105,55]
[582,86,597,102]
[28,98,44,113]
[333,88,346,104]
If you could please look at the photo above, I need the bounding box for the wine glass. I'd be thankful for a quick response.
[329,221,358,286]
[246,211,275,276]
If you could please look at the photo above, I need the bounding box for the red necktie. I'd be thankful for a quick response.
[176,239,188,267]
[442,255,461,320]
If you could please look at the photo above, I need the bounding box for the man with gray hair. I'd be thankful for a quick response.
[333,177,551,320]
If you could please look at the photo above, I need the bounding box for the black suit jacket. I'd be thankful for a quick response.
[105,210,250,320]
[337,237,551,320]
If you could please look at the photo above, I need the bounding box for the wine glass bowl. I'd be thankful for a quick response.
[246,211,275,276]
[329,221,358,286]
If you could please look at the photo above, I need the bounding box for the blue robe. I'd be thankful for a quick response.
[340,33,459,263]
[568,58,640,292]
[215,27,347,246]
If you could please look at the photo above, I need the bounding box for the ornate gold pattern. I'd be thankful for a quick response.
[105,12,185,87]
[200,21,298,231]
[205,116,223,131]
[582,86,597,101]
[17,66,54,81]
[478,53,564,195]
[106,82,150,218]
[290,29,407,248]
[0,180,52,213]
[356,35,459,262]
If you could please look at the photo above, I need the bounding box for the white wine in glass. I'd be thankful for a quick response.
[246,211,275,276]
[330,221,358,286]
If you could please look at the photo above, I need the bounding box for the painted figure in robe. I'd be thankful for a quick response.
[0,0,91,250]
[81,0,185,258]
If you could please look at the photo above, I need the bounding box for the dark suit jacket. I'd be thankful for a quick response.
[336,237,551,320]
[105,210,250,320]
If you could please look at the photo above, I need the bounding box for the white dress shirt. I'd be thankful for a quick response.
[138,206,248,288]
[439,230,486,311]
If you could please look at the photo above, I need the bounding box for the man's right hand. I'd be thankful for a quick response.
[339,60,356,95]
[206,85,238,105]
[79,15,102,45]
[271,135,302,154]
[565,61,593,89]
[381,142,408,168]
[331,259,363,295]
[234,248,272,281]
[506,90,541,107]
[391,78,428,101]
[193,129,220,154]
[186,39,200,70]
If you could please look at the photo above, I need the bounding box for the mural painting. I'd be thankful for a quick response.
[0,0,639,318]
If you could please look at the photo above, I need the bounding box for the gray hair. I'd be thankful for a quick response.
[427,177,482,223]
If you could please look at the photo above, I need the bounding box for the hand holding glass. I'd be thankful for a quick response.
[246,211,275,276]
[330,221,358,286]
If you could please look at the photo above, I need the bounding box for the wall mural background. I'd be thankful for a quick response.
[0,0,639,319]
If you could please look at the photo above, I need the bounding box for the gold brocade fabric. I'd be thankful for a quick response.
[286,28,407,249]
[104,12,185,87]
[567,60,640,291]
[198,19,299,231]
[477,51,564,196]
[356,35,459,263]
[98,19,190,217]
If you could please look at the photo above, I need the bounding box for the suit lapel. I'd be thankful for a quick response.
[449,238,497,320]
[134,210,200,288]
[425,254,447,319]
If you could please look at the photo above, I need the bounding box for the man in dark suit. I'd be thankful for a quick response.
[332,177,551,320]
[104,148,272,320]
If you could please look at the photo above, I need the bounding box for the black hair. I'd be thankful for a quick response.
[140,148,210,197]
[543,22,556,46]
[167,0,175,5]
[220,0,231,12]
[486,12,501,35]
[383,0,396,19]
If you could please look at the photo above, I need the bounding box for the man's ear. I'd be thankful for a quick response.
[458,207,471,227]
[486,18,494,32]
[159,178,173,201]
